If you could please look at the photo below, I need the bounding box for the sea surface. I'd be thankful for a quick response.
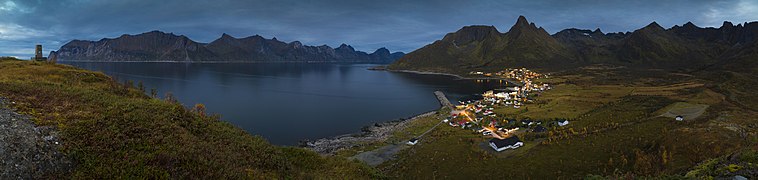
[62,62,509,145]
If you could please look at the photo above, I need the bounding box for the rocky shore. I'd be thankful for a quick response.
[302,111,437,155]
[0,98,71,179]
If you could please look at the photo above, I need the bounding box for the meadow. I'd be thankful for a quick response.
[0,58,379,179]
[365,65,758,178]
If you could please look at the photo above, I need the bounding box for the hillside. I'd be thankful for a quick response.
[389,16,758,73]
[49,31,404,63]
[369,64,758,178]
[0,58,379,179]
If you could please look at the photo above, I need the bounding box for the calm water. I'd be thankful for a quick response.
[62,62,507,145]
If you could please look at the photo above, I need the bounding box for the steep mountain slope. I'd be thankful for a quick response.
[50,31,218,62]
[390,16,573,73]
[50,31,404,63]
[390,16,758,73]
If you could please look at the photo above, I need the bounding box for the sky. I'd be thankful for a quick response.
[1,0,757,58]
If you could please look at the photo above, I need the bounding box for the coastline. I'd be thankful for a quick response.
[384,68,524,86]
[302,110,438,155]
[386,69,465,79]
[58,60,393,64]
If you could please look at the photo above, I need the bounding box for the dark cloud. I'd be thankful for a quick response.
[1,0,757,57]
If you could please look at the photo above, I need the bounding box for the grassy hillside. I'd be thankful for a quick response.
[372,66,757,178]
[0,58,380,179]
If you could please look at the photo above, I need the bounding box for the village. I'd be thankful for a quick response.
[409,68,567,152]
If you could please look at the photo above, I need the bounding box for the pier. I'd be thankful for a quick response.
[434,91,454,109]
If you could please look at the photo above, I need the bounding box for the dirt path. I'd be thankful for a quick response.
[0,98,71,179]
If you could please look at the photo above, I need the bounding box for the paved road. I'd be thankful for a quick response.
[0,98,71,179]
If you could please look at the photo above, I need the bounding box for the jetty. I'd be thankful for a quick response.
[434,91,454,109]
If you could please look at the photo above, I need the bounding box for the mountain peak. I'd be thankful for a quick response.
[508,15,542,33]
[515,15,529,26]
[443,25,500,44]
[372,47,390,55]
[289,41,303,48]
[336,44,355,51]
[507,15,553,40]
[644,21,664,30]
[591,28,605,36]
[683,21,697,28]
[142,30,174,36]
[220,33,235,39]
[510,15,538,31]
[722,21,735,29]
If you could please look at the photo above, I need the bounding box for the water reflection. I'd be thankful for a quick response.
[63,62,508,145]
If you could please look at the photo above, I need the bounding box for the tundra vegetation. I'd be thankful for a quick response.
[0,58,379,179]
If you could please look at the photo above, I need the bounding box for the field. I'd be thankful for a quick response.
[0,58,379,179]
[366,65,758,178]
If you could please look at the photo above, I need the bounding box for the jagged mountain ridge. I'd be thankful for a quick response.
[390,16,758,73]
[50,31,404,63]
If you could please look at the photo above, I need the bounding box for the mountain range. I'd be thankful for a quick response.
[49,31,405,63]
[389,16,758,73]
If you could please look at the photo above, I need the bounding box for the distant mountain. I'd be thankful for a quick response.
[50,31,404,63]
[389,16,758,73]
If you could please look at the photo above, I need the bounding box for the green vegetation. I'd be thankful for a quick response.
[366,66,758,178]
[0,58,379,178]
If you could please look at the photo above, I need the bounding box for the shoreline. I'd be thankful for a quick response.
[385,69,524,86]
[302,110,438,155]
[386,69,465,79]
[58,60,392,64]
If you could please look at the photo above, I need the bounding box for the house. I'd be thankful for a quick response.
[675,116,684,121]
[521,120,532,125]
[489,136,524,152]
[532,125,547,133]
[483,90,494,97]
[557,120,569,126]
[448,122,458,127]
[494,92,510,99]
[407,138,419,145]
[483,131,493,136]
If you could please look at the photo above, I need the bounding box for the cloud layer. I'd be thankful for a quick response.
[1,0,757,57]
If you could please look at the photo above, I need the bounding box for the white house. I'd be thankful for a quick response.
[675,116,684,121]
[407,138,419,145]
[558,120,569,126]
[494,92,510,99]
[489,136,524,152]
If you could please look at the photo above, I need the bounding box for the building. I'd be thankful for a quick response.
[30,45,48,61]
[489,136,524,152]
[558,120,569,126]
[675,116,684,121]
[407,138,419,145]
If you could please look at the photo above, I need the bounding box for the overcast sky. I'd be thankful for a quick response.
[1,0,757,57]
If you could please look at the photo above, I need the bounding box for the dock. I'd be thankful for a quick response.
[434,91,454,109]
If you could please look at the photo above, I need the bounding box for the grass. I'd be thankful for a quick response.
[372,66,757,178]
[0,58,380,179]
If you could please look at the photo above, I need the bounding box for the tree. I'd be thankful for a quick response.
[165,92,177,103]
[125,80,134,88]
[150,88,157,98]
[194,103,206,117]
[137,81,145,93]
